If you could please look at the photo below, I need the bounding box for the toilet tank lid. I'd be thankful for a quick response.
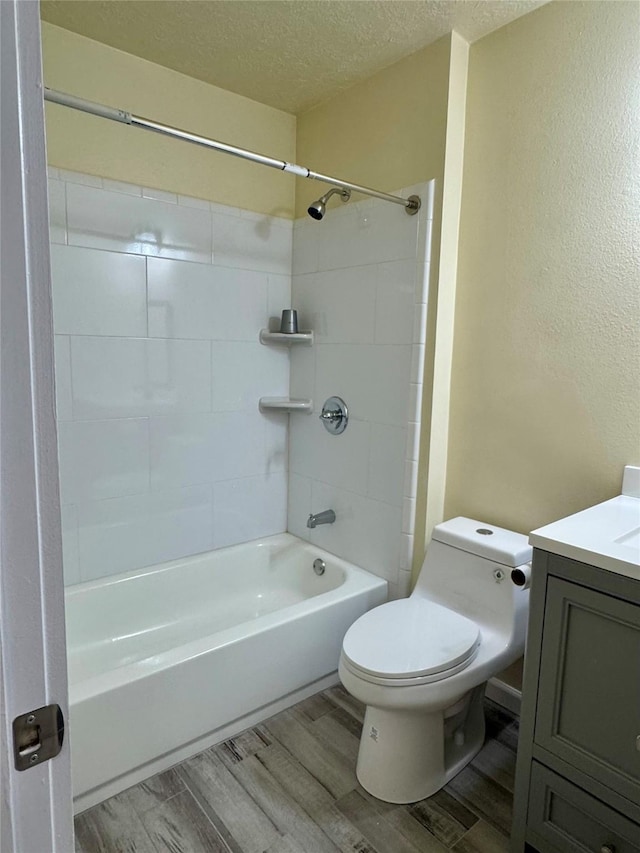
[432,517,532,567]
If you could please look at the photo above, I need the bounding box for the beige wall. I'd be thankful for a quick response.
[294,36,451,218]
[42,23,297,217]
[445,0,640,534]
[416,32,469,572]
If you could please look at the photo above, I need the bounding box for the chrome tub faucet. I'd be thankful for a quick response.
[307,509,336,529]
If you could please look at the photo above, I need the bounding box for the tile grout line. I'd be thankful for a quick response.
[176,765,240,853]
[133,788,185,853]
[251,748,351,853]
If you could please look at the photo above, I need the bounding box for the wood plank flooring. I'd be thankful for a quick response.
[75,689,518,853]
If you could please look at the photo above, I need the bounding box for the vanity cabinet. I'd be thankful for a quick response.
[512,550,640,853]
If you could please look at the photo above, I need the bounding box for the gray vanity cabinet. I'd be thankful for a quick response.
[536,577,640,806]
[512,550,640,853]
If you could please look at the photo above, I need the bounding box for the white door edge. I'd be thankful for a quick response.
[0,2,73,850]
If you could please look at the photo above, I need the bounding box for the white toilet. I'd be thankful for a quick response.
[339,516,531,804]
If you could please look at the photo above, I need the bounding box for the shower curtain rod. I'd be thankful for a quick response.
[44,88,421,214]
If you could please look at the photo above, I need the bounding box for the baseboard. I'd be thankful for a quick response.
[486,676,521,716]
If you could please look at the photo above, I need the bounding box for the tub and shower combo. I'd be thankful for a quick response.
[67,535,386,811]
[47,86,424,811]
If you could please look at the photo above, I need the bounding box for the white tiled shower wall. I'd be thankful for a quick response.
[49,169,432,591]
[49,169,292,584]
[287,182,433,598]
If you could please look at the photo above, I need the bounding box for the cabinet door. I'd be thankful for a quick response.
[528,763,640,853]
[535,578,640,805]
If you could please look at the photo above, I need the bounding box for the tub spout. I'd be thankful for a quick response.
[307,509,336,529]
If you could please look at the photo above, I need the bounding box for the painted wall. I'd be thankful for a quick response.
[41,23,297,218]
[294,36,450,218]
[446,0,640,533]
[49,168,291,584]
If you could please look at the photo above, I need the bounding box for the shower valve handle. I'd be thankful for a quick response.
[319,397,348,435]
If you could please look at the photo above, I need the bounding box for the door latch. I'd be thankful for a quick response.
[13,704,64,770]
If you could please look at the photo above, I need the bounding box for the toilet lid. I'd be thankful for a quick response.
[342,599,480,680]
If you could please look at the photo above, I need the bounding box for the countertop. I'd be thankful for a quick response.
[529,468,640,581]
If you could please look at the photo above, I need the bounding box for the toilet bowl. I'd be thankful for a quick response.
[339,516,531,804]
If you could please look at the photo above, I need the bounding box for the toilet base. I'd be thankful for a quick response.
[355,685,486,804]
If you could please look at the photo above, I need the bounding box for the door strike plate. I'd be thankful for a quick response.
[13,704,64,770]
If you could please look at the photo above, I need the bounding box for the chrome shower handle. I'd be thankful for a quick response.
[319,397,348,435]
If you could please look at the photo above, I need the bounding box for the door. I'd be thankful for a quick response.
[0,1,74,850]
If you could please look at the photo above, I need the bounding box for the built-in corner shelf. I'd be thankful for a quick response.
[259,397,312,414]
[259,330,314,347]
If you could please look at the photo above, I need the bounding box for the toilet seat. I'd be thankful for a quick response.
[342,599,480,683]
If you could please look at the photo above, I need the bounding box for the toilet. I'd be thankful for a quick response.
[339,516,531,804]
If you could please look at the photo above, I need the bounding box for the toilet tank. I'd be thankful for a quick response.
[413,517,532,641]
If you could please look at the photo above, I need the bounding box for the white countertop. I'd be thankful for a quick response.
[530,494,640,581]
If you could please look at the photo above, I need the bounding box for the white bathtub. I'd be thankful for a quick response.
[66,533,387,811]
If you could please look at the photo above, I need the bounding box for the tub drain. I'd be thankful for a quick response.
[313,558,326,576]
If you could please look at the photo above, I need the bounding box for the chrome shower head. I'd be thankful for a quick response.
[307,187,351,220]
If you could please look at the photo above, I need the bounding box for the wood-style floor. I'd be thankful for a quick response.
[75,687,518,853]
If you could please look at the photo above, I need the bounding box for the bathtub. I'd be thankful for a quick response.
[66,532,387,812]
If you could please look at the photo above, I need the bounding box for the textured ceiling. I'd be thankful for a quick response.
[40,0,547,114]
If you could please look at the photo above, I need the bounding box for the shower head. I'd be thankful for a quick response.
[307,187,351,221]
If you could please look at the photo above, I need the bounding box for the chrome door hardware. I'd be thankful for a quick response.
[13,704,64,770]
[319,396,348,435]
